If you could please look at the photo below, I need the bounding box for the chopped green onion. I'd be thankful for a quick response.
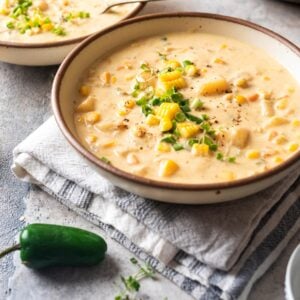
[175,112,186,122]
[6,22,15,29]
[216,152,224,160]
[173,143,184,151]
[185,113,203,124]
[191,99,204,110]
[183,60,194,67]
[100,157,111,164]
[228,157,236,163]
[160,135,177,144]
[188,138,200,147]
[78,11,90,18]
[52,26,66,36]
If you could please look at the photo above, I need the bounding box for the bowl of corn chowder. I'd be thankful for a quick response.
[0,0,144,65]
[52,13,300,204]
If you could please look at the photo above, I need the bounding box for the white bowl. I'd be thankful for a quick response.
[0,3,144,66]
[286,244,300,300]
[52,13,300,204]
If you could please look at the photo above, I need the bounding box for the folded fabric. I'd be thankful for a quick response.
[12,117,300,300]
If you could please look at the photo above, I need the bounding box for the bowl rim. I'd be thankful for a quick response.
[52,12,300,191]
[0,2,145,49]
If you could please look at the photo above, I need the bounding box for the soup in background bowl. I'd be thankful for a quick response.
[52,13,300,204]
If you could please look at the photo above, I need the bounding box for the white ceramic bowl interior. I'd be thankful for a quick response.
[53,13,300,204]
[286,244,300,300]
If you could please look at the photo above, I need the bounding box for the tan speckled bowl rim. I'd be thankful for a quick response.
[0,3,145,48]
[52,12,300,191]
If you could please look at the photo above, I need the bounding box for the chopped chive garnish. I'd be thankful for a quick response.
[100,157,111,164]
[173,143,184,151]
[216,152,224,160]
[228,157,236,163]
[160,135,177,144]
[6,22,15,29]
[78,11,90,18]
[185,113,203,124]
[157,52,167,60]
[175,112,186,122]
[188,138,200,147]
[140,63,150,72]
[191,99,204,110]
[52,26,66,36]
[183,60,194,67]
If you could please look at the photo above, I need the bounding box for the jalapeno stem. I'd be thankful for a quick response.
[0,244,21,259]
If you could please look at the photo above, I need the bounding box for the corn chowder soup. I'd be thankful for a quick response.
[0,0,136,43]
[74,32,300,184]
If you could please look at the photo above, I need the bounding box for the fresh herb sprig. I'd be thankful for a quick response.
[115,258,156,300]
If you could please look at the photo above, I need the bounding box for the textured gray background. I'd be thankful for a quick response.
[0,0,299,299]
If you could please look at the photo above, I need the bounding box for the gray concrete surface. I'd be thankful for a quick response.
[0,0,300,299]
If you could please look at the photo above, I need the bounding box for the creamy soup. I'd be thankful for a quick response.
[73,32,300,183]
[0,0,137,43]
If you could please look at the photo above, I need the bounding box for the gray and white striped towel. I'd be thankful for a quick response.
[12,117,300,300]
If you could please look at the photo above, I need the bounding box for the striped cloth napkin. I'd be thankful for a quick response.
[12,117,300,300]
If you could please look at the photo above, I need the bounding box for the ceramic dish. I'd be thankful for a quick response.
[52,13,300,204]
[285,244,300,300]
[0,2,144,66]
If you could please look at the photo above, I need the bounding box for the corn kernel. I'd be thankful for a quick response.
[191,144,209,156]
[79,85,91,97]
[166,60,181,69]
[275,98,288,110]
[85,135,97,144]
[246,150,260,159]
[177,122,200,138]
[0,9,9,15]
[159,160,179,177]
[274,156,283,164]
[234,95,247,105]
[292,119,300,127]
[146,114,160,126]
[161,77,187,90]
[124,99,135,109]
[235,78,248,88]
[156,143,171,153]
[156,103,181,120]
[100,71,111,85]
[220,44,228,49]
[248,93,259,102]
[213,58,226,64]
[263,76,270,81]
[85,111,101,124]
[185,65,198,77]
[159,117,173,132]
[41,23,53,31]
[274,135,288,145]
[118,109,128,116]
[288,143,299,152]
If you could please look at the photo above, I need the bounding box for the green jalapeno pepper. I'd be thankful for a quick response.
[0,223,107,269]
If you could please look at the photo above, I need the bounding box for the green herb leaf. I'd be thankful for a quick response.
[140,63,150,72]
[6,22,15,29]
